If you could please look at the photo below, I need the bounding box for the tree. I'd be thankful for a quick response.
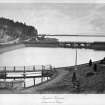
[0,17,38,41]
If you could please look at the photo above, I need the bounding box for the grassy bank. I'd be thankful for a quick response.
[0,60,105,94]
[0,44,25,54]
[20,61,105,94]
[41,63,105,93]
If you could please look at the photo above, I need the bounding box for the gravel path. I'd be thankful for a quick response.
[21,68,69,93]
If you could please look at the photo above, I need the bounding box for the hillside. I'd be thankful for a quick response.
[0,17,38,43]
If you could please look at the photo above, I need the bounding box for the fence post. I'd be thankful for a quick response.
[4,66,6,72]
[34,78,35,86]
[14,77,15,80]
[41,65,44,83]
[12,81,13,88]
[33,66,35,71]
[24,66,25,73]
[24,80,26,88]
[23,66,26,88]
[14,66,15,72]
[4,66,6,82]
[23,74,26,88]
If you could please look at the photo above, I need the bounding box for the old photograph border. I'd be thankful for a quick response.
[0,0,105,105]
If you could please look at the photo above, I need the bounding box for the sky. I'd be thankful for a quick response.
[0,3,105,35]
[0,0,105,3]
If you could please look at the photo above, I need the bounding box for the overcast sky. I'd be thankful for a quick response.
[0,3,105,35]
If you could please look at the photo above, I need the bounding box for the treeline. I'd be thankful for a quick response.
[0,17,38,41]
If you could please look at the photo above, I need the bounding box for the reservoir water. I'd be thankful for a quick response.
[0,47,105,67]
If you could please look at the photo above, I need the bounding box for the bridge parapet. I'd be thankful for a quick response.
[59,41,92,48]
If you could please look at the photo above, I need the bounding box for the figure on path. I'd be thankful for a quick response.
[89,59,92,67]
[72,72,77,88]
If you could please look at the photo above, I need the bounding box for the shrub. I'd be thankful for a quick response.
[86,72,94,77]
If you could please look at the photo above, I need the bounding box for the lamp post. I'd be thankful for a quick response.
[72,48,78,88]
[74,48,78,71]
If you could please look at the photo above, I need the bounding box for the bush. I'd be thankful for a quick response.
[72,72,77,82]
[93,64,97,72]
[86,72,94,77]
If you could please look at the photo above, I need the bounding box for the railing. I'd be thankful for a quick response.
[0,65,52,72]
[0,65,54,88]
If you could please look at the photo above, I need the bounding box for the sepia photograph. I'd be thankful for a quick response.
[0,0,105,96]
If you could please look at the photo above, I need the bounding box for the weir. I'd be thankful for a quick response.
[58,41,92,48]
[24,41,92,49]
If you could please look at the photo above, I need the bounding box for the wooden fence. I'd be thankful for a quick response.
[0,65,54,88]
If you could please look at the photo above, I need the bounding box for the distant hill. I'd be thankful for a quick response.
[0,17,38,43]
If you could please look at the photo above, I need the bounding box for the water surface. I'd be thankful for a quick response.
[0,47,105,67]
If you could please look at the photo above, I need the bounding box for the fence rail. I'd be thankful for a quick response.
[0,65,54,88]
[0,65,52,72]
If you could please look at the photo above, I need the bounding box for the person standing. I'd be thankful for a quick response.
[89,59,92,67]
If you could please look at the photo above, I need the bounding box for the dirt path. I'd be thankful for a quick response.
[21,68,69,93]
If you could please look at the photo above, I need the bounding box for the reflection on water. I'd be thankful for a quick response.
[5,77,50,87]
